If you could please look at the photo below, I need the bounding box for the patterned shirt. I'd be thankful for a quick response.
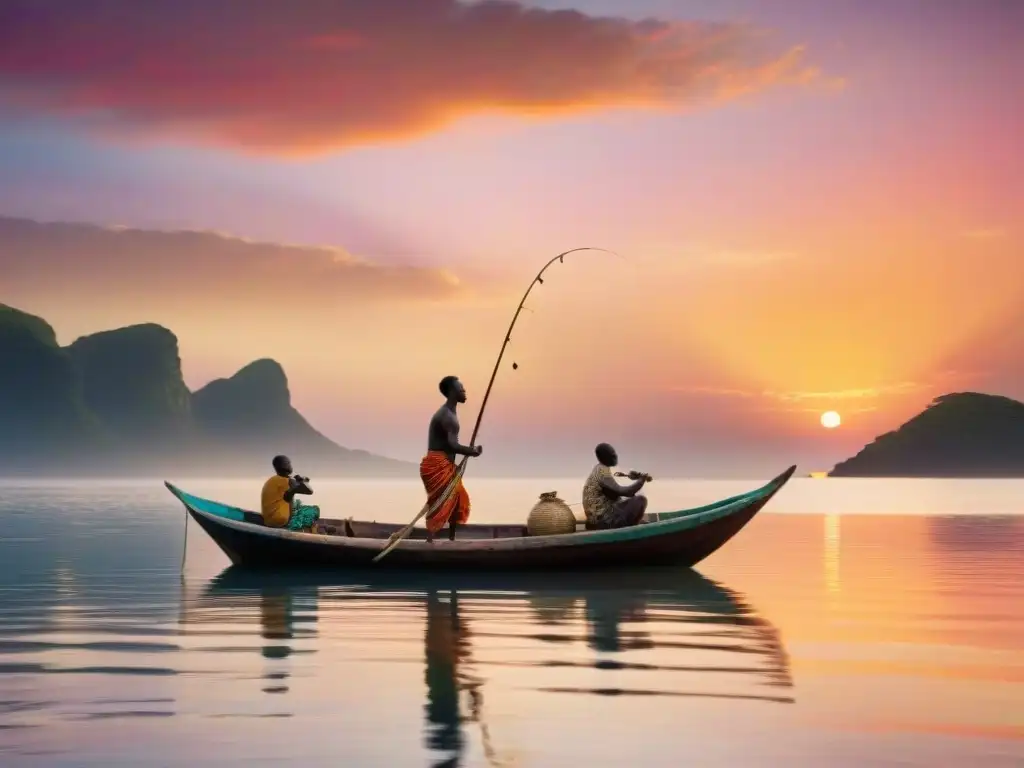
[581,463,615,526]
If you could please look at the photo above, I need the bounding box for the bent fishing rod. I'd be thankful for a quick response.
[372,246,623,562]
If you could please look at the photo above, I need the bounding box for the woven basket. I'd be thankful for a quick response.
[526,491,577,536]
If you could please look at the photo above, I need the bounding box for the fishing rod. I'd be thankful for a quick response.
[372,247,623,563]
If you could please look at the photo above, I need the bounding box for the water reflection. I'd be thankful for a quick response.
[258,587,297,695]
[927,515,1024,553]
[4,484,1023,766]
[423,589,506,767]
[196,567,792,765]
[585,588,653,652]
[424,589,468,764]
[516,570,793,700]
[178,579,319,712]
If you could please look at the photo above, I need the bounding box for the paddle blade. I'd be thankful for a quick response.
[372,533,406,563]
[372,460,469,564]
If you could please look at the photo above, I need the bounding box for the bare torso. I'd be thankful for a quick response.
[428,405,459,463]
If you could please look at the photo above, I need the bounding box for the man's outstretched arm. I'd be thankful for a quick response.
[444,415,481,457]
[599,474,646,498]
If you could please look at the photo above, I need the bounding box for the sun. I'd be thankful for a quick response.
[821,410,842,429]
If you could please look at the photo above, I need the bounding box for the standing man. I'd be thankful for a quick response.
[422,375,483,542]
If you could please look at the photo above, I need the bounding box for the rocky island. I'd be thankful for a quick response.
[830,392,1024,478]
[0,303,412,477]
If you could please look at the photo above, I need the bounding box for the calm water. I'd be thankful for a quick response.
[1,477,1022,767]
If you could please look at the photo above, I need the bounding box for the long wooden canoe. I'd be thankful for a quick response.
[165,465,795,571]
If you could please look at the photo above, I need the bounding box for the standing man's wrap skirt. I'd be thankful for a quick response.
[420,451,471,534]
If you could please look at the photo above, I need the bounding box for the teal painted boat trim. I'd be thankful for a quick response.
[165,468,787,547]
[168,485,248,522]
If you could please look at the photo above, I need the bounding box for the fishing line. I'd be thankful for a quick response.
[373,247,624,562]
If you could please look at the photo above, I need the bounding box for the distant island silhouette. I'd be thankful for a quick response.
[0,303,412,477]
[830,392,1024,478]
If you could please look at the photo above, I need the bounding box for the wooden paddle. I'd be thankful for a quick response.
[371,457,469,562]
[372,247,623,563]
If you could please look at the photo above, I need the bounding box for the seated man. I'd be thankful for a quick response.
[581,443,650,530]
[260,454,320,532]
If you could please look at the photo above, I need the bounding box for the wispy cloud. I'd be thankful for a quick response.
[664,380,925,403]
[0,216,465,304]
[0,0,827,155]
[769,382,922,402]
[754,404,880,415]
[660,370,989,412]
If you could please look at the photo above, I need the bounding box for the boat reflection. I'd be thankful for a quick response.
[194,566,792,765]
[513,570,793,699]
[584,588,654,652]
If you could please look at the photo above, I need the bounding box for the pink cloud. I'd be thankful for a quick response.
[0,0,826,154]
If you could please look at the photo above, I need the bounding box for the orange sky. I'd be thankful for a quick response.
[2,215,1019,474]
[1,0,1021,473]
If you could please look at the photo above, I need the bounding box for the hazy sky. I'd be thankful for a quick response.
[1,0,1021,475]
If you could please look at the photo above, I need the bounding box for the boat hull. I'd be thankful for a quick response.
[170,465,796,572]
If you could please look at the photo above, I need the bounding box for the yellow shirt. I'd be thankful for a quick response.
[261,475,291,528]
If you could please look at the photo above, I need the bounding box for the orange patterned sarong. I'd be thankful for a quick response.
[420,451,471,534]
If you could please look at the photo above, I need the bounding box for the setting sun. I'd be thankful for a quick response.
[821,410,842,429]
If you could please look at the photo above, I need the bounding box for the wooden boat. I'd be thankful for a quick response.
[165,464,796,571]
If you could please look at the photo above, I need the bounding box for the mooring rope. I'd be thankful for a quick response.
[180,504,189,574]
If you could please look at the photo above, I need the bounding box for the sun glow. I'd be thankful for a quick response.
[821,410,842,429]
